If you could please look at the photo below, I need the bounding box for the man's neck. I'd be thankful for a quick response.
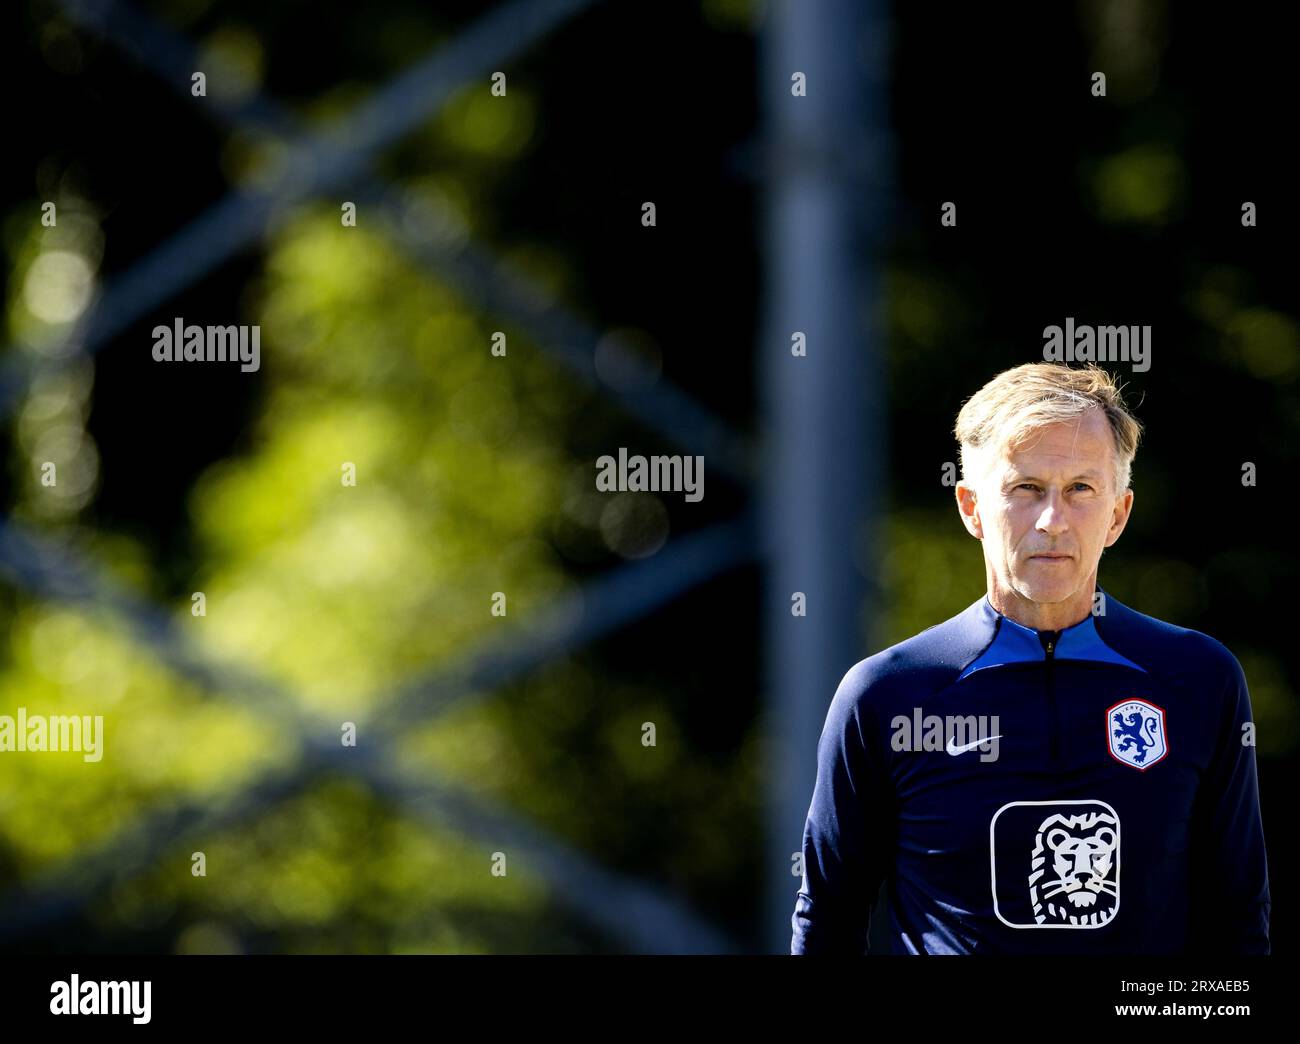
[987,580,1096,633]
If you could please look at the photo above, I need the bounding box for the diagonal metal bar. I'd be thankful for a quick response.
[375,509,757,734]
[0,521,323,737]
[361,183,758,481]
[350,741,743,953]
[2,0,600,419]
[2,0,760,951]
[15,0,758,483]
[0,747,329,944]
[0,511,755,738]
[0,740,742,953]
[0,512,755,950]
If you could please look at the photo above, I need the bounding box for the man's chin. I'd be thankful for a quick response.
[1014,571,1077,604]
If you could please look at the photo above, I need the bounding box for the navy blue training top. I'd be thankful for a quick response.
[790,586,1270,954]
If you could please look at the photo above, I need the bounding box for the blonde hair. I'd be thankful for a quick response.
[953,362,1143,494]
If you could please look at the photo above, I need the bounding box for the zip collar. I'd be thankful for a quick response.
[957,586,1147,681]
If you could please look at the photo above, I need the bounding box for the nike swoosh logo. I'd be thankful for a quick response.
[947,735,1002,756]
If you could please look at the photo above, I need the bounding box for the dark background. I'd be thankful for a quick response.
[1,0,1293,954]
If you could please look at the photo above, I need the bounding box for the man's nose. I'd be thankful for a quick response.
[1036,491,1069,533]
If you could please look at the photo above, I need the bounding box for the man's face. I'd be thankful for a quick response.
[957,411,1133,609]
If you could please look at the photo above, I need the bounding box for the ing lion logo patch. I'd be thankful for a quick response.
[1107,698,1168,770]
[1027,809,1119,926]
[991,799,1121,929]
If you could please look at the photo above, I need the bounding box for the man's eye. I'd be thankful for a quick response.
[1017,484,1039,491]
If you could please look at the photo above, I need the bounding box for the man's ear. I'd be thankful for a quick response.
[1104,487,1134,548]
[955,482,983,539]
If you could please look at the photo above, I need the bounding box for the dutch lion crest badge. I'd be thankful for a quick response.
[1107,698,1168,770]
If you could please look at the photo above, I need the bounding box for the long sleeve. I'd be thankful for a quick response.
[1185,652,1271,954]
[790,666,893,954]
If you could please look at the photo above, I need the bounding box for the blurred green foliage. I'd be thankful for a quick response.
[3,0,1296,956]
[0,176,764,951]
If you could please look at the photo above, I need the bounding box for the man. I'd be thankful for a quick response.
[790,362,1270,954]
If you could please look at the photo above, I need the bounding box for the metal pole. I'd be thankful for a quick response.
[758,0,892,953]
